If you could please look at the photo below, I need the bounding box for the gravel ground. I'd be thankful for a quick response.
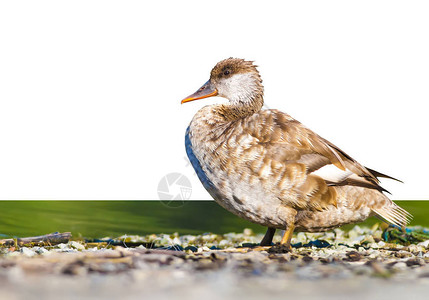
[1,225,429,300]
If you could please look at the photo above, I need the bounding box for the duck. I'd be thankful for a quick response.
[181,58,411,249]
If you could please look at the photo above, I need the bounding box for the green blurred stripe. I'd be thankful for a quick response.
[0,200,427,239]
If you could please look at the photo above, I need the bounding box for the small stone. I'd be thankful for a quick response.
[268,244,291,254]
[346,251,361,262]
[21,247,36,257]
[418,240,429,248]
[392,262,407,271]
[57,243,69,250]
[296,232,307,243]
[408,244,424,253]
[197,246,210,253]
[219,240,230,248]
[406,258,425,267]
[70,241,85,251]
[377,241,386,247]
[373,230,383,242]
[368,249,381,259]
[243,228,253,236]
[35,247,49,255]
[395,250,413,258]
[302,256,313,263]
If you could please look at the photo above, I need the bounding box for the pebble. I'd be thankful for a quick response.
[57,243,69,250]
[391,262,407,271]
[34,247,49,255]
[296,232,307,243]
[418,240,429,248]
[243,228,253,236]
[70,241,85,251]
[20,247,36,257]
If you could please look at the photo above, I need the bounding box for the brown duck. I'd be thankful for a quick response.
[181,58,411,249]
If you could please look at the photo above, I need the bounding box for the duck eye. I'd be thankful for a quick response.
[223,70,230,76]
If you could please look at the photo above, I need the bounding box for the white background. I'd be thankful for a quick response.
[0,1,428,200]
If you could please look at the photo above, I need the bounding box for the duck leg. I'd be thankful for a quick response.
[280,224,295,250]
[260,227,276,246]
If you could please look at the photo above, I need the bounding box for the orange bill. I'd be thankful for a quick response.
[181,80,218,104]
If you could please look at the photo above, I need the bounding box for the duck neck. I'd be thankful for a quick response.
[215,94,264,122]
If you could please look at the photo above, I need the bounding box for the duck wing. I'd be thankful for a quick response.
[240,109,398,211]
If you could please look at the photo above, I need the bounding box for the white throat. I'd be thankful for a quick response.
[219,73,260,104]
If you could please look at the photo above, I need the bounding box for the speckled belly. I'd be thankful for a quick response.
[185,128,290,228]
[190,162,290,228]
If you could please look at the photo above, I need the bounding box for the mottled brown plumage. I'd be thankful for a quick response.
[182,58,411,248]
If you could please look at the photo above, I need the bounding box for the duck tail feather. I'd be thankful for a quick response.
[372,203,412,228]
[366,167,403,183]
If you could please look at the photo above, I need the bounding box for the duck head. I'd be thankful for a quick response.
[181,58,264,113]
